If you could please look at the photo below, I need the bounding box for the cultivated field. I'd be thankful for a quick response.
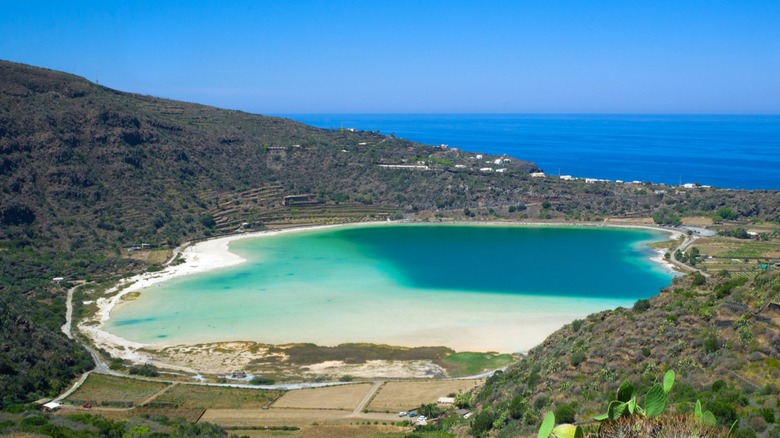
[200,408,348,427]
[65,373,169,406]
[153,383,281,409]
[271,383,373,410]
[366,379,482,412]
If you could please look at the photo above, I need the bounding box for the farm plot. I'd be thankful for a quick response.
[153,384,282,409]
[271,383,372,410]
[366,379,482,412]
[200,408,347,427]
[65,374,169,407]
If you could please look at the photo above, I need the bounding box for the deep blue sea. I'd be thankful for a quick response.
[282,114,780,190]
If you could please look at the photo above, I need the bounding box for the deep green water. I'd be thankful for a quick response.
[106,224,674,352]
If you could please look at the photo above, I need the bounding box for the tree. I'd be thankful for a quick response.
[652,208,682,226]
[717,207,738,221]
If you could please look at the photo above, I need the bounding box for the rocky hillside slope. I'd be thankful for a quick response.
[473,270,780,437]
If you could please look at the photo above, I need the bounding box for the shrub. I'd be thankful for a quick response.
[760,407,776,424]
[705,399,738,425]
[249,377,275,385]
[633,299,651,313]
[128,364,159,377]
[570,352,586,367]
[704,336,719,354]
[471,409,495,437]
[554,403,576,424]
[509,395,529,420]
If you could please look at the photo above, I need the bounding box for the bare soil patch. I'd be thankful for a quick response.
[367,379,482,412]
[272,383,372,410]
[200,408,347,427]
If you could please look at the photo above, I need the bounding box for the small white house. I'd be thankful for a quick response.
[42,401,61,411]
[531,172,545,178]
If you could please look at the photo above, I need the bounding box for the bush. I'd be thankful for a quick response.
[129,364,159,377]
[704,336,719,354]
[692,273,706,286]
[570,352,586,367]
[760,407,776,424]
[633,299,651,313]
[705,399,737,425]
[249,377,275,385]
[509,395,530,420]
[471,409,495,437]
[554,403,577,424]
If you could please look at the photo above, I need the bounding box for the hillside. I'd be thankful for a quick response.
[473,270,780,437]
[1,59,779,418]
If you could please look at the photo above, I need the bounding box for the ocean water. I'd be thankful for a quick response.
[106,224,673,352]
[283,114,780,190]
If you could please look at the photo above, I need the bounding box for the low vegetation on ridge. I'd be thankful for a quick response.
[470,270,780,437]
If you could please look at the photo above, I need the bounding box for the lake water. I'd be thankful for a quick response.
[106,224,674,352]
[283,114,780,190]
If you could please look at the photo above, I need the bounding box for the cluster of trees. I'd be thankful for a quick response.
[0,410,235,437]
[675,246,701,266]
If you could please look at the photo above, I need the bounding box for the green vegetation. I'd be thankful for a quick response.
[0,410,234,437]
[442,352,514,376]
[472,270,780,436]
[653,208,682,226]
[538,370,731,437]
[153,384,281,409]
[66,374,168,407]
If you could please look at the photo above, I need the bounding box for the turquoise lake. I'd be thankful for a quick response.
[106,224,674,352]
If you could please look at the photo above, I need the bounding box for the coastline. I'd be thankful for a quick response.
[79,220,684,371]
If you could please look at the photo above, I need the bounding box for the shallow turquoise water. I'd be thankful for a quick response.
[106,224,673,352]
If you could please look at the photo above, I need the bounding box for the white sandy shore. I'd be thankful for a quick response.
[79,220,684,368]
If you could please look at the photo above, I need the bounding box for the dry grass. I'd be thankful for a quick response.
[65,374,169,405]
[124,248,171,264]
[200,408,347,427]
[153,384,281,409]
[681,216,714,226]
[367,379,482,412]
[272,383,372,410]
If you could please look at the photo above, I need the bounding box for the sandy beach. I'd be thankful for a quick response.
[78,220,683,374]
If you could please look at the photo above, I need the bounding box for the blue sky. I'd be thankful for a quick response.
[1,1,778,114]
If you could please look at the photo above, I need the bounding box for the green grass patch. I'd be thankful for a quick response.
[271,343,454,365]
[441,352,514,377]
[722,242,779,258]
[65,373,169,405]
[154,384,281,409]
